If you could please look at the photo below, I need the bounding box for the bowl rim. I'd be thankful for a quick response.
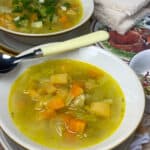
[129,49,150,66]
[0,0,94,37]
[0,46,145,150]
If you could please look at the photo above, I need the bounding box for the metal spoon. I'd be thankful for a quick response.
[0,31,109,73]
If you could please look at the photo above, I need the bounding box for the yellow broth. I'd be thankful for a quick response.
[0,0,83,34]
[9,59,125,150]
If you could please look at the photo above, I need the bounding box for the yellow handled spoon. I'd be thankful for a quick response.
[0,31,109,73]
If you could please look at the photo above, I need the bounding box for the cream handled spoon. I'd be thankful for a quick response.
[0,31,109,73]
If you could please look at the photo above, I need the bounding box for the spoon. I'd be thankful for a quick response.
[0,31,109,73]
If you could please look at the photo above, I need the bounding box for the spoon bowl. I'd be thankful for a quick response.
[0,54,16,73]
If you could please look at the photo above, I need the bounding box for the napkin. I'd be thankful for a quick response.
[94,0,150,16]
[117,8,150,34]
[94,0,150,34]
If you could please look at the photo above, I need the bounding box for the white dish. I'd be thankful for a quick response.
[0,46,145,150]
[0,0,94,37]
[129,49,150,113]
[129,49,150,75]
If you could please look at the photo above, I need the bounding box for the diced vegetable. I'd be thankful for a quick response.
[67,9,76,15]
[56,88,68,99]
[62,2,71,9]
[59,15,68,24]
[85,79,97,90]
[65,93,74,106]
[71,94,85,107]
[13,16,20,21]
[39,0,45,4]
[31,21,43,28]
[39,7,47,17]
[0,6,11,13]
[68,118,86,133]
[45,84,57,94]
[47,96,65,110]
[65,83,84,106]
[50,73,68,84]
[61,6,67,11]
[89,102,111,118]
[63,115,86,133]
[13,15,29,27]
[70,83,83,98]
[52,15,58,23]
[55,120,65,137]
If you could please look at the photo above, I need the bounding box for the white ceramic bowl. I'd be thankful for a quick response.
[0,0,93,46]
[129,49,150,75]
[0,0,94,37]
[0,46,145,150]
[129,49,150,113]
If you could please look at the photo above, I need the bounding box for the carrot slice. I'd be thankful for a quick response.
[70,84,83,98]
[68,118,86,133]
[47,96,65,110]
[59,15,68,24]
[63,115,86,133]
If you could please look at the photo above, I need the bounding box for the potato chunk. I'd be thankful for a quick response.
[90,102,111,118]
[50,73,68,84]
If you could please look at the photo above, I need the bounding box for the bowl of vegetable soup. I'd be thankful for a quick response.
[0,45,145,150]
[0,0,94,36]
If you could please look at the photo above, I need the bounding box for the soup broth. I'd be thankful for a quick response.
[9,59,125,150]
[0,0,83,34]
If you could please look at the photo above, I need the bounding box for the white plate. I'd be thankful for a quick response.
[0,46,145,150]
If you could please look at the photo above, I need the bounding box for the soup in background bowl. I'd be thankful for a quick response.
[0,46,145,150]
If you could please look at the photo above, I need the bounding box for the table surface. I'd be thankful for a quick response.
[0,21,150,150]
